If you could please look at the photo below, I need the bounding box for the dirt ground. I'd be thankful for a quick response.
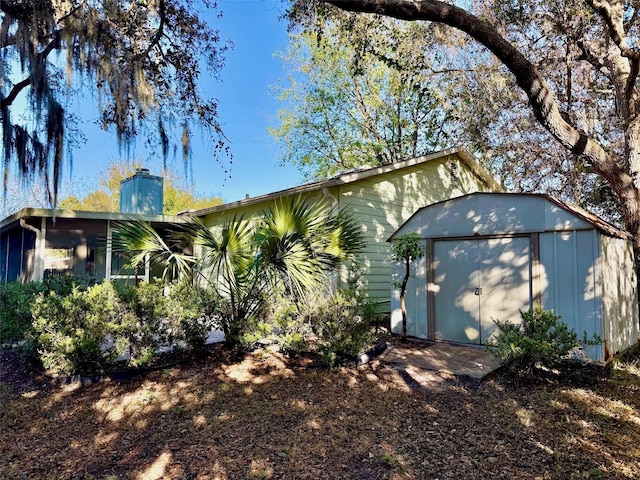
[1,344,640,480]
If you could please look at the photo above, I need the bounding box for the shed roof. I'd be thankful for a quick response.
[387,192,633,241]
[183,146,502,218]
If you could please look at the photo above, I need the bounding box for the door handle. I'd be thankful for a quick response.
[474,287,482,296]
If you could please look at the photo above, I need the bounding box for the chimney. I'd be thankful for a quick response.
[119,168,164,215]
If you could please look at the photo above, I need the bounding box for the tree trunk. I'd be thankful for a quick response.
[400,257,409,341]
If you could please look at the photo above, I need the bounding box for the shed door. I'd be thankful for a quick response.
[433,237,532,344]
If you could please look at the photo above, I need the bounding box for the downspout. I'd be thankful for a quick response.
[322,187,339,212]
[20,218,44,282]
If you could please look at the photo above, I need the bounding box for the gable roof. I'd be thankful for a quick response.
[543,195,632,240]
[184,146,502,218]
[388,192,632,241]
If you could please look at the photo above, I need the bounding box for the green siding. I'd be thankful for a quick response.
[199,152,495,305]
[337,154,492,302]
[200,191,326,228]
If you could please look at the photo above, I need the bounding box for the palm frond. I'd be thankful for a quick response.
[110,217,195,280]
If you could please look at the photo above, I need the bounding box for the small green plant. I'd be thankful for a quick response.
[270,296,310,357]
[486,307,602,382]
[120,280,171,367]
[166,280,220,354]
[391,232,426,341]
[235,319,273,353]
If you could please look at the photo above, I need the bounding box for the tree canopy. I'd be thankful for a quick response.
[0,0,229,207]
[271,17,448,180]
[58,161,223,215]
[288,0,635,228]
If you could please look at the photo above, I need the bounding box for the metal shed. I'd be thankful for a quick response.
[388,192,639,360]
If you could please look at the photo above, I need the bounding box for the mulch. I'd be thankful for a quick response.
[1,345,639,479]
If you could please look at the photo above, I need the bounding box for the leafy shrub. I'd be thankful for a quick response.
[305,289,378,367]
[486,308,602,383]
[0,282,47,344]
[237,318,275,353]
[31,281,132,374]
[43,273,97,296]
[166,280,220,354]
[119,281,173,367]
[0,275,100,345]
[271,300,310,357]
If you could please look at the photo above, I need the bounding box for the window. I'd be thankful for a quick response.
[44,248,74,276]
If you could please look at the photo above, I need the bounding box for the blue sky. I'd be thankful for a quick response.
[67,0,302,204]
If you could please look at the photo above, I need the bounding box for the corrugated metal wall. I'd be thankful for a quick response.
[538,230,603,359]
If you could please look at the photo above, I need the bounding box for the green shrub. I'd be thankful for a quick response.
[0,276,100,344]
[43,273,96,296]
[0,282,46,343]
[31,281,132,374]
[305,289,377,367]
[120,280,172,367]
[237,318,275,353]
[166,280,220,354]
[272,300,310,357]
[486,307,602,382]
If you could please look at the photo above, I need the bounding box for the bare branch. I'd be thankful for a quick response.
[133,0,166,62]
[0,76,31,108]
[587,0,640,59]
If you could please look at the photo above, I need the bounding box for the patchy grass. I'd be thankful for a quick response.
[1,346,640,479]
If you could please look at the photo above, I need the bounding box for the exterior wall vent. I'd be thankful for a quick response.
[119,169,164,215]
[450,160,459,183]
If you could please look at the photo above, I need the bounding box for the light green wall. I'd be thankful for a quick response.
[337,154,492,302]
[200,153,493,305]
[200,190,326,228]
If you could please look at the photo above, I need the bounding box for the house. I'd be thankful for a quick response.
[0,169,185,283]
[388,192,639,360]
[186,147,502,303]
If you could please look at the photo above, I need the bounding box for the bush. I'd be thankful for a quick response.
[486,308,602,383]
[119,281,176,367]
[0,276,98,345]
[0,282,47,344]
[271,300,310,357]
[31,281,132,374]
[43,273,97,296]
[166,280,220,354]
[305,289,378,367]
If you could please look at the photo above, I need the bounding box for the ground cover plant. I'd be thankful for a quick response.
[1,344,640,479]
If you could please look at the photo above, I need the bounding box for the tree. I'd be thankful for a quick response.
[0,0,229,207]
[112,196,365,347]
[391,232,425,341]
[291,0,640,270]
[281,4,620,222]
[58,161,223,214]
[272,17,449,179]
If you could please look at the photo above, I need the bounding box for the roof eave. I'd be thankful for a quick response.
[187,146,502,218]
[0,208,186,230]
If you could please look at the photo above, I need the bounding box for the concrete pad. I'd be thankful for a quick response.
[378,341,500,380]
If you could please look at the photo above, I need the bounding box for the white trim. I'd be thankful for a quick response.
[106,220,112,281]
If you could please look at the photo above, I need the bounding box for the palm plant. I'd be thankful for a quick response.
[111,196,365,347]
[110,217,195,282]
